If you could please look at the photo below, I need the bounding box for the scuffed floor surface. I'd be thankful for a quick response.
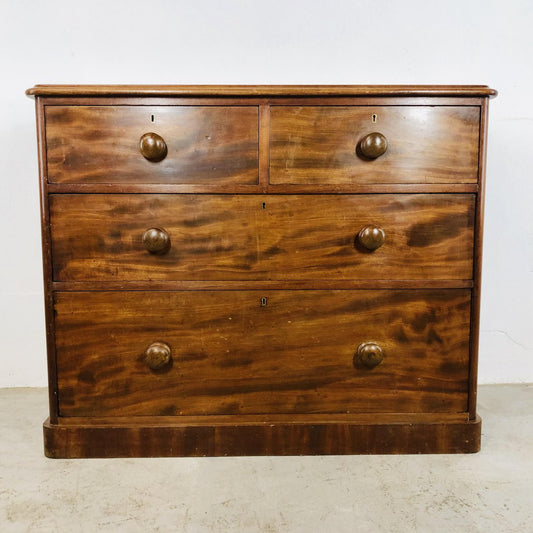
[0,385,531,532]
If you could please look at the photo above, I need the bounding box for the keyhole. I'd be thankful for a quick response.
[372,114,377,123]
[262,202,266,210]
[260,297,267,307]
[150,114,155,123]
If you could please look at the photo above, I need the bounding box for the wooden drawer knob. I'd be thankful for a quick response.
[144,342,172,370]
[355,342,384,368]
[358,225,385,251]
[139,132,167,162]
[359,132,388,159]
[142,227,171,254]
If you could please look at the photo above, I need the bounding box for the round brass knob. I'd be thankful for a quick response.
[139,132,167,162]
[357,225,386,251]
[144,342,172,370]
[359,132,388,159]
[142,227,170,254]
[355,342,384,369]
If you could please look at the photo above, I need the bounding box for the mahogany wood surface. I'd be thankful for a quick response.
[51,280,474,291]
[35,98,59,423]
[43,416,481,457]
[50,194,474,281]
[469,98,490,419]
[27,84,495,456]
[38,96,486,109]
[270,106,480,184]
[55,412,469,426]
[45,105,259,184]
[54,289,471,417]
[47,183,479,194]
[27,84,497,97]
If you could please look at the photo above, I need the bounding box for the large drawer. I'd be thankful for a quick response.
[55,289,471,416]
[50,194,475,281]
[45,106,259,184]
[270,106,480,184]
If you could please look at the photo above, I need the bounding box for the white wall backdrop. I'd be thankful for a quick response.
[0,0,531,386]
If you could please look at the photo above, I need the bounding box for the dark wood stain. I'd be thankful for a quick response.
[46,106,259,185]
[50,194,475,282]
[270,106,480,185]
[407,212,472,247]
[54,289,471,417]
[28,85,495,457]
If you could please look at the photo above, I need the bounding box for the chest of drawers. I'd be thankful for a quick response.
[27,85,496,457]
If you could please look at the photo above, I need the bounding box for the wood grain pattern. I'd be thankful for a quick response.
[29,85,495,457]
[46,182,479,194]
[26,84,497,97]
[270,106,480,184]
[35,97,59,423]
[43,416,481,457]
[469,98,491,418]
[51,280,474,291]
[50,194,475,281]
[54,289,471,417]
[45,106,259,184]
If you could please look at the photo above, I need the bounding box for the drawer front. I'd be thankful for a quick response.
[50,194,474,281]
[45,106,259,184]
[270,106,480,184]
[55,290,471,416]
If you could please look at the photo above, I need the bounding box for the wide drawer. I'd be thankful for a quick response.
[55,289,471,416]
[45,106,259,184]
[50,194,475,281]
[270,106,480,184]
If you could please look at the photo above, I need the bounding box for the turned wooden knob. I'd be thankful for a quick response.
[358,225,386,251]
[144,342,172,370]
[142,227,170,254]
[359,132,388,159]
[355,342,384,369]
[139,132,167,162]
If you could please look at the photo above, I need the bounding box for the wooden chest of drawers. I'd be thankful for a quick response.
[27,84,496,457]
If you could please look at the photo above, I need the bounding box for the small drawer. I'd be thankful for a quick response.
[270,106,480,185]
[45,105,259,184]
[55,289,471,417]
[50,194,475,282]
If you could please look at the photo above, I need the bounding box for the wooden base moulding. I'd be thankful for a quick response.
[43,417,481,457]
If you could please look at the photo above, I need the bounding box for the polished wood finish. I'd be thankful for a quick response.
[47,182,479,194]
[51,279,475,291]
[357,225,386,251]
[50,194,474,281]
[27,85,497,97]
[270,106,480,184]
[355,342,384,369]
[469,98,490,419]
[28,84,495,457]
[35,97,59,424]
[142,227,171,254]
[144,342,172,370]
[45,105,259,184]
[54,289,471,417]
[43,416,481,457]
[139,132,167,162]
[46,182,478,195]
[359,132,388,159]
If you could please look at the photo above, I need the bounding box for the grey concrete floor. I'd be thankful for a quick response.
[0,385,531,533]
